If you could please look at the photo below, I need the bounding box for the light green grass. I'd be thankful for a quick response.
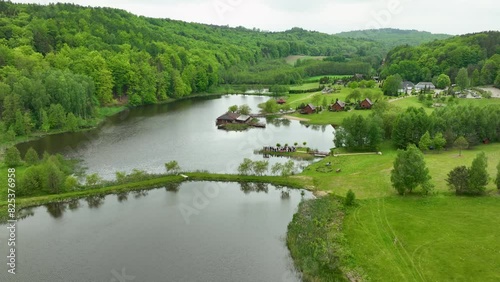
[289,82,322,91]
[303,143,500,198]
[284,55,326,65]
[303,74,352,82]
[344,196,500,281]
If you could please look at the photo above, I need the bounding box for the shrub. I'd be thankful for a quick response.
[344,189,356,206]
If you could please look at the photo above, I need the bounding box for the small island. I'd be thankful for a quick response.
[215,104,266,131]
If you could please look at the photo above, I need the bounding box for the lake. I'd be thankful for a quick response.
[17,95,334,180]
[0,182,312,282]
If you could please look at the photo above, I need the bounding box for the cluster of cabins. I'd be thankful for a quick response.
[301,98,373,114]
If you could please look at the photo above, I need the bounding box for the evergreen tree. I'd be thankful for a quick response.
[433,132,446,153]
[418,131,432,153]
[468,152,489,194]
[454,136,469,156]
[4,147,23,167]
[24,147,40,166]
[41,109,50,132]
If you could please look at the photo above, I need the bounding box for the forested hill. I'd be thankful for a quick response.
[0,2,389,137]
[336,28,451,51]
[381,31,500,85]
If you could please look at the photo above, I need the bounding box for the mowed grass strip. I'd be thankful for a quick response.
[344,196,500,281]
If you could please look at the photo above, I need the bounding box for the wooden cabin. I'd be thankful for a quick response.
[302,104,316,114]
[360,98,373,109]
[330,100,346,112]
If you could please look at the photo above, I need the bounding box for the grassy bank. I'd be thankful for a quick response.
[293,142,500,281]
[287,194,365,281]
[0,171,314,222]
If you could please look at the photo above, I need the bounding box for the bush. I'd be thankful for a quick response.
[344,189,356,206]
[4,147,23,167]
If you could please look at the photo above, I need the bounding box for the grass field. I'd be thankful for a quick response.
[284,55,326,65]
[303,75,352,82]
[345,196,500,281]
[298,142,500,281]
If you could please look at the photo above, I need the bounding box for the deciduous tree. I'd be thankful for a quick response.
[454,136,469,156]
[391,144,433,195]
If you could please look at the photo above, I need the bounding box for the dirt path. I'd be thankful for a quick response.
[333,152,381,157]
[479,87,500,98]
[283,115,310,121]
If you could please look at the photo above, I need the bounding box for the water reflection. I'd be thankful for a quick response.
[239,182,269,194]
[85,195,105,209]
[266,117,291,127]
[45,202,67,219]
[32,183,305,220]
[165,182,181,193]
[132,190,149,199]
[67,199,81,210]
[116,191,130,202]
[17,207,35,221]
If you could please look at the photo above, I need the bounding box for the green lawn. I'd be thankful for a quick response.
[289,82,322,91]
[303,143,500,198]
[284,55,326,65]
[345,196,500,281]
[298,143,500,281]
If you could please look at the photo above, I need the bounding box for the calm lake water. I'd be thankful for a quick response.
[0,182,312,282]
[10,95,331,281]
[17,95,334,180]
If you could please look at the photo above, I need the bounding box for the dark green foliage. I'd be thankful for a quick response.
[496,161,500,190]
[0,2,389,138]
[19,152,75,196]
[287,195,361,281]
[344,190,356,206]
[419,131,432,153]
[336,28,451,52]
[454,136,469,156]
[392,107,429,149]
[24,147,39,166]
[383,74,402,96]
[4,146,22,167]
[391,144,433,195]
[382,31,500,83]
[468,152,489,194]
[335,114,383,151]
[447,153,489,195]
[456,68,469,90]
[447,166,470,195]
[165,161,181,174]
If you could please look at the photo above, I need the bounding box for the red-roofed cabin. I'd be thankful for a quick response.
[277,99,286,105]
[360,98,373,109]
[301,104,316,114]
[330,101,346,112]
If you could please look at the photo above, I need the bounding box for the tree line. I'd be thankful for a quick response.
[381,31,500,87]
[334,104,500,151]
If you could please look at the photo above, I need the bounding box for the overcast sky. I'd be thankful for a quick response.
[13,0,500,35]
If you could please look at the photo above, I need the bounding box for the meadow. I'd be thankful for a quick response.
[297,142,500,281]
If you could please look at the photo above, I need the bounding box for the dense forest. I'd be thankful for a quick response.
[381,31,500,85]
[336,28,451,52]
[0,1,387,135]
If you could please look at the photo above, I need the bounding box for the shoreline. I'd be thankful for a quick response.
[282,115,310,122]
[0,172,313,223]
